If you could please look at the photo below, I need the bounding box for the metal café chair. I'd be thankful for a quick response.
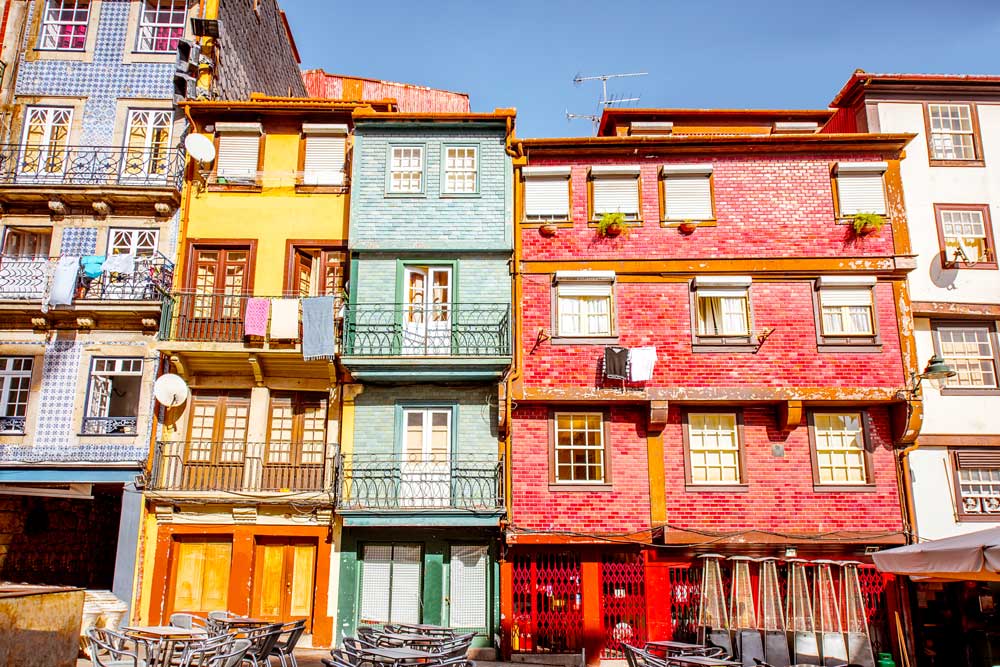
[622,644,671,667]
[170,613,209,630]
[269,619,307,667]
[87,627,148,667]
[179,638,251,667]
[241,622,286,667]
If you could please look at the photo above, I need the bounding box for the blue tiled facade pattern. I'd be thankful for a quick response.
[16,0,174,145]
[60,227,99,255]
[33,339,82,445]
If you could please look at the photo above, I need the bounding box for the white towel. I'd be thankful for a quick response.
[103,253,136,274]
[628,346,657,382]
[47,256,80,307]
[269,298,300,339]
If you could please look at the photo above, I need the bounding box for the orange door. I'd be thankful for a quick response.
[252,538,317,630]
[169,537,233,617]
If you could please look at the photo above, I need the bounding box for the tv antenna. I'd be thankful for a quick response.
[567,71,648,130]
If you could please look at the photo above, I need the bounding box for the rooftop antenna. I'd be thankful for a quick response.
[567,71,648,131]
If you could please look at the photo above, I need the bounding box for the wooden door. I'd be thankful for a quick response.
[252,538,317,630]
[183,392,251,491]
[264,392,327,490]
[289,247,345,298]
[170,537,233,616]
[182,246,250,341]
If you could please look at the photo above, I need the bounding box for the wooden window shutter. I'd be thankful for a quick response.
[217,132,260,181]
[837,172,886,215]
[524,177,569,218]
[664,174,713,220]
[303,133,346,185]
[956,451,1000,468]
[593,176,639,216]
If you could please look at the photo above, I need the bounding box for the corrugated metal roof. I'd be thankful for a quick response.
[302,70,471,113]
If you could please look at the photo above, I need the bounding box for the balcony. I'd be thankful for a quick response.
[341,303,511,381]
[0,145,184,211]
[336,453,504,526]
[81,416,138,436]
[148,441,334,500]
[0,254,173,302]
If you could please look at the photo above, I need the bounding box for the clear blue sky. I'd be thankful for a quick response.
[281,0,999,138]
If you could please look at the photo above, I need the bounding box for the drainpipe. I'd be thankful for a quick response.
[502,123,523,521]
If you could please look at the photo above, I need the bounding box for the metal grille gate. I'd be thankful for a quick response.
[511,552,583,653]
[600,552,648,658]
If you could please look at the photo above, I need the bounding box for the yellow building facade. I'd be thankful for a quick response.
[134,97,393,647]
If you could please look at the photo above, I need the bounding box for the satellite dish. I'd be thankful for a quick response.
[153,373,189,408]
[184,133,216,164]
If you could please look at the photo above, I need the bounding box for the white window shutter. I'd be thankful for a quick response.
[390,544,422,624]
[837,173,886,215]
[821,289,873,307]
[360,544,392,625]
[524,177,569,218]
[304,135,346,185]
[664,175,713,220]
[593,176,639,216]
[217,133,260,180]
[449,545,488,629]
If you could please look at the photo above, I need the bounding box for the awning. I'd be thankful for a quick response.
[872,526,1000,582]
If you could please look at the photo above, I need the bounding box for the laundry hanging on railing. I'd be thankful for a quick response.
[244,297,270,337]
[628,346,657,382]
[270,298,299,340]
[80,255,106,279]
[302,296,336,360]
[103,253,135,274]
[46,255,80,307]
[604,346,629,380]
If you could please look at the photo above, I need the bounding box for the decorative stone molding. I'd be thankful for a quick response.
[76,317,96,330]
[48,199,66,216]
[154,202,173,217]
[153,504,175,523]
[92,201,111,217]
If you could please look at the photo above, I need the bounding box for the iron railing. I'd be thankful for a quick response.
[81,416,138,435]
[0,145,185,189]
[149,441,333,493]
[0,417,26,434]
[163,292,326,343]
[342,303,510,357]
[0,253,173,301]
[336,453,503,511]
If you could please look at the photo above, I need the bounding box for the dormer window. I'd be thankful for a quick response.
[773,121,819,134]
[590,166,640,222]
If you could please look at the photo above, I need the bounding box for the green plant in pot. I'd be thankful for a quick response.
[851,212,886,236]
[596,212,630,238]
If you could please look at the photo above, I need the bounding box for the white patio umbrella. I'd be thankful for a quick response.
[872,526,1000,582]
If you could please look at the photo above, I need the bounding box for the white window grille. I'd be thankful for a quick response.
[928,104,977,160]
[938,325,998,388]
[136,0,186,53]
[359,543,422,625]
[389,146,423,194]
[110,228,158,256]
[940,209,991,264]
[39,0,91,51]
[0,357,32,434]
[688,413,741,484]
[444,146,477,194]
[449,544,488,629]
[553,412,606,483]
[814,413,868,485]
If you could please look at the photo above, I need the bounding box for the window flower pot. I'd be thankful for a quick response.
[539,224,558,237]
[678,221,698,234]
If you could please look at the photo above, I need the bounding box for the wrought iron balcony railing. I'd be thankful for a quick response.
[342,303,511,357]
[81,416,138,435]
[336,453,503,512]
[0,253,173,302]
[0,417,26,434]
[149,441,333,494]
[0,145,185,189]
[161,292,336,343]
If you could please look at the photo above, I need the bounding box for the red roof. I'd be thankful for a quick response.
[301,70,470,113]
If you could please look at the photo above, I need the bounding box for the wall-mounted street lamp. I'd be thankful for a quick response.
[898,356,957,400]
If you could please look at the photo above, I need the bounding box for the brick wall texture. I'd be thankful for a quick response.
[215,0,306,99]
[510,404,903,535]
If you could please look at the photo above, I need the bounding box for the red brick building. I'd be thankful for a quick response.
[501,109,922,664]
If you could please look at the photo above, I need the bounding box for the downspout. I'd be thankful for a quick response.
[502,122,524,522]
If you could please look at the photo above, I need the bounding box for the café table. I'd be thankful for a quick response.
[379,632,446,645]
[645,640,709,655]
[121,625,207,639]
[662,655,741,667]
[359,646,440,662]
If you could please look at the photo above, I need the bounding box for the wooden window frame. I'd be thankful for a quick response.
[295,128,350,194]
[587,171,643,225]
[951,449,1000,522]
[182,239,257,294]
[265,391,328,466]
[830,164,890,222]
[547,408,612,491]
[923,102,985,167]
[933,204,997,271]
[659,171,717,227]
[689,282,755,352]
[183,391,251,462]
[681,407,747,492]
[811,281,881,352]
[549,280,618,345]
[931,319,1000,396]
[208,130,266,192]
[807,410,876,492]
[519,169,573,227]
[282,240,347,297]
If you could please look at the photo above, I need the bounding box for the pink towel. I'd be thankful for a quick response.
[244,297,270,337]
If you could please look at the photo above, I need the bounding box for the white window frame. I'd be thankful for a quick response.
[83,357,143,434]
[388,145,424,195]
[936,324,999,389]
[443,145,478,195]
[122,108,173,180]
[834,162,887,217]
[448,544,489,630]
[0,357,33,434]
[590,165,640,221]
[554,271,615,339]
[692,276,752,343]
[522,166,571,222]
[956,459,1000,517]
[812,412,870,486]
[214,122,262,184]
[662,164,714,221]
[109,228,159,256]
[135,0,187,54]
[939,208,993,265]
[816,276,877,342]
[687,412,742,485]
[302,124,347,186]
[38,0,91,51]
[553,412,607,484]
[928,104,978,161]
